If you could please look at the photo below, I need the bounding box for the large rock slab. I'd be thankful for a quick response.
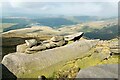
[76,64,119,78]
[64,32,84,41]
[2,40,99,78]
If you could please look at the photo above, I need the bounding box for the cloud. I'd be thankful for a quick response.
[1,2,118,17]
[0,2,2,15]
[40,6,48,10]
[1,0,119,2]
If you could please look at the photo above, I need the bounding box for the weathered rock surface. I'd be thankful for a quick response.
[25,45,47,54]
[64,32,84,41]
[76,64,119,78]
[22,36,67,53]
[50,36,64,42]
[2,40,99,78]
[110,40,119,54]
[16,44,28,53]
[25,39,38,48]
[91,41,111,60]
[53,39,119,79]
[55,40,66,47]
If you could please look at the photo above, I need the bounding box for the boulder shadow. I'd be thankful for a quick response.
[1,64,17,80]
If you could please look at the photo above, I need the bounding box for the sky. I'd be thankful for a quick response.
[0,0,119,17]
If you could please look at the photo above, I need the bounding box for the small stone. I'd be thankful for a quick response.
[49,42,57,48]
[43,43,51,49]
[26,45,46,51]
[55,40,66,47]
[25,39,37,48]
[42,40,50,44]
[50,36,64,42]
[16,44,28,53]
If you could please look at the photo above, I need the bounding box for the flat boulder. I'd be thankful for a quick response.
[65,32,84,41]
[76,64,119,78]
[2,40,99,78]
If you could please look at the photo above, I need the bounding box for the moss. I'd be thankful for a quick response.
[52,41,119,78]
[17,60,71,78]
[67,41,74,44]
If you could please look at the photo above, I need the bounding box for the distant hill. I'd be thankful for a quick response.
[64,16,100,23]
[33,18,77,27]
[84,24,118,40]
[1,16,118,40]
[2,17,78,31]
[64,16,116,23]
[2,18,33,32]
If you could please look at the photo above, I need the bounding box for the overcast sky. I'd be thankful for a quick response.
[0,0,119,17]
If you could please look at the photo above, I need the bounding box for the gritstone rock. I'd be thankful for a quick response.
[55,40,66,47]
[110,41,119,54]
[25,39,38,48]
[16,44,28,53]
[26,45,47,51]
[50,36,64,42]
[76,64,119,78]
[64,32,84,41]
[1,40,99,78]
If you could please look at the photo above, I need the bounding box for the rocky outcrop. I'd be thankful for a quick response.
[76,64,119,78]
[1,40,99,78]
[91,40,111,60]
[109,40,119,54]
[17,36,67,54]
[52,39,116,79]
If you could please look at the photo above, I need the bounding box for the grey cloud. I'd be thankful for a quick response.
[1,2,118,17]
